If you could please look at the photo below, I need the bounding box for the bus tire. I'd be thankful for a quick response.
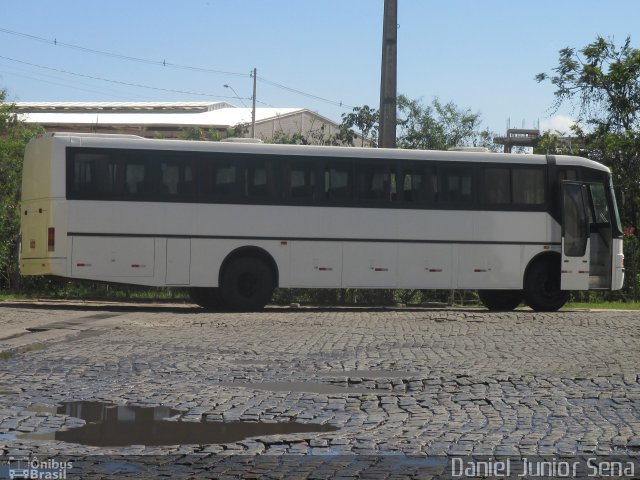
[219,257,274,311]
[478,290,523,311]
[523,259,569,312]
[189,287,221,310]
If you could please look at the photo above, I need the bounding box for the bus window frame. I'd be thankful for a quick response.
[66,147,564,215]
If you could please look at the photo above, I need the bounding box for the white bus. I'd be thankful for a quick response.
[20,132,624,311]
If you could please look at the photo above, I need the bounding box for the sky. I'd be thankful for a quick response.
[1,0,639,136]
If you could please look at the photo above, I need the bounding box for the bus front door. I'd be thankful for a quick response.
[561,181,590,291]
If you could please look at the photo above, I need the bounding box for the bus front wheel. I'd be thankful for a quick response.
[220,257,274,311]
[524,259,569,312]
[478,290,523,311]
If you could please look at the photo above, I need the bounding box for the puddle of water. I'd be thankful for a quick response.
[219,381,385,395]
[25,314,122,333]
[316,370,417,379]
[21,401,337,447]
[25,405,58,414]
[80,313,121,321]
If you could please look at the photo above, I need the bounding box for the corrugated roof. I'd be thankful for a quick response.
[18,107,306,128]
[14,101,233,112]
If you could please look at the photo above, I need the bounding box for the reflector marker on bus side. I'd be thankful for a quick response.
[76,263,92,267]
[48,227,55,252]
[317,267,333,271]
[473,268,488,272]
[372,267,389,272]
[427,268,442,272]
[131,264,146,268]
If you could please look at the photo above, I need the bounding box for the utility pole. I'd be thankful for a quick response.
[378,0,397,148]
[251,68,257,138]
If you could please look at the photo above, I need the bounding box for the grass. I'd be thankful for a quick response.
[3,287,640,310]
[0,286,189,302]
[0,292,33,301]
[565,301,640,310]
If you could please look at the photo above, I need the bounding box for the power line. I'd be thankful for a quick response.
[0,26,247,77]
[255,99,277,108]
[0,67,147,101]
[0,55,250,100]
[0,60,150,100]
[0,26,355,111]
[258,75,353,109]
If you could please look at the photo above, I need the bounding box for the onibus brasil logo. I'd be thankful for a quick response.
[5,457,72,480]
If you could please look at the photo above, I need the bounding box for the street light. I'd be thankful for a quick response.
[224,68,256,139]
[223,84,248,108]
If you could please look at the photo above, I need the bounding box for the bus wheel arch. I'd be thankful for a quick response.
[523,251,569,312]
[218,246,278,311]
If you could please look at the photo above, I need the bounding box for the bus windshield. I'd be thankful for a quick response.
[609,176,624,236]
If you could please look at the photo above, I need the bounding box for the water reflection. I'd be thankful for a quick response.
[26,401,337,447]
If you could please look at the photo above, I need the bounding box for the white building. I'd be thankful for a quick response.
[15,101,363,144]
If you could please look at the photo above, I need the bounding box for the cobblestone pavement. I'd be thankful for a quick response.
[0,302,639,477]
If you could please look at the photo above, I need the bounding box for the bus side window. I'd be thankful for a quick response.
[479,167,510,205]
[287,161,317,201]
[73,156,94,193]
[356,165,396,203]
[125,161,146,194]
[513,168,544,205]
[215,165,238,197]
[402,172,413,201]
[160,158,196,200]
[589,183,611,224]
[438,166,473,205]
[402,166,435,205]
[161,162,180,195]
[244,159,279,200]
[325,162,353,202]
[72,153,116,196]
[177,163,195,197]
[199,157,239,201]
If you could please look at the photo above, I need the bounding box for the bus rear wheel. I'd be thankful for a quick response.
[478,290,523,311]
[524,259,569,312]
[189,287,222,310]
[219,257,274,311]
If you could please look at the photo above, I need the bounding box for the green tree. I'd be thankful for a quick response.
[536,36,640,133]
[269,121,354,146]
[0,89,44,289]
[536,35,640,226]
[178,127,222,141]
[533,130,582,156]
[341,105,378,146]
[396,96,496,150]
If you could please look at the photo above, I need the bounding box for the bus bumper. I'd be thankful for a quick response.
[612,238,624,291]
[20,258,67,277]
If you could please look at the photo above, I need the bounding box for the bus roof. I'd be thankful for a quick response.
[42,132,610,172]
